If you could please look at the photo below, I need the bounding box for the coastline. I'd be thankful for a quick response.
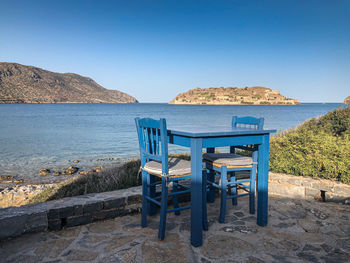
[0,156,139,208]
[0,103,345,208]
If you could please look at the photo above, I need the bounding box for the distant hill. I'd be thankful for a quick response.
[344,96,350,104]
[169,87,300,105]
[0,62,138,103]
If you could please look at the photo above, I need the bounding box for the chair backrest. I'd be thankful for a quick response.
[135,117,168,174]
[230,116,264,154]
[232,116,264,130]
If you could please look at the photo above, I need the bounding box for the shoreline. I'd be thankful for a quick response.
[0,156,138,190]
[0,159,128,208]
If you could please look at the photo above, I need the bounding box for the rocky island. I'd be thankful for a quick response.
[0,62,138,103]
[344,96,350,104]
[169,86,300,105]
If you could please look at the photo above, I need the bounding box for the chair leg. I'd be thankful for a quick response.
[149,174,157,216]
[207,169,215,203]
[219,166,227,223]
[141,171,148,228]
[250,151,258,215]
[173,181,180,216]
[249,169,257,215]
[202,170,208,231]
[158,177,168,240]
[230,172,238,206]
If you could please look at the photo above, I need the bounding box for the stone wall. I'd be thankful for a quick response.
[268,172,350,203]
[1,173,349,241]
[0,186,142,240]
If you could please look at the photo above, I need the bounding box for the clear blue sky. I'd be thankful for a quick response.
[1,0,349,102]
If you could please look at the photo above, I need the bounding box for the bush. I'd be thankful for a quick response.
[269,106,350,184]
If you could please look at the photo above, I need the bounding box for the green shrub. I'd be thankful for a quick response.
[269,106,350,184]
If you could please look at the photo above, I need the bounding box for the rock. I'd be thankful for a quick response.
[53,171,61,176]
[344,96,350,104]
[64,166,79,175]
[14,179,25,184]
[0,175,14,180]
[93,166,104,172]
[39,169,51,176]
[73,160,80,164]
[79,170,94,176]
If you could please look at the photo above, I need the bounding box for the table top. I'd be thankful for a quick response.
[168,125,276,138]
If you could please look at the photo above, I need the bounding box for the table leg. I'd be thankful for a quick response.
[191,138,203,247]
[257,134,270,226]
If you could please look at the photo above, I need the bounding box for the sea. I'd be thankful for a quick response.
[0,103,346,184]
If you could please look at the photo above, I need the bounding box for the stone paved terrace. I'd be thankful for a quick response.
[1,194,349,263]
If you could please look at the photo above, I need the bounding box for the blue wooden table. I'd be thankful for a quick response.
[167,125,276,247]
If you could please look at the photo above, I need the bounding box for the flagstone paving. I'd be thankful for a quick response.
[1,195,349,263]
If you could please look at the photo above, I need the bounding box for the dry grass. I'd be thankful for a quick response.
[29,159,141,204]
[28,153,190,204]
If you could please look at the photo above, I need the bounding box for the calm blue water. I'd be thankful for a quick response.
[0,103,345,183]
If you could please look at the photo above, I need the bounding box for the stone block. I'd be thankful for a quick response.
[48,204,83,220]
[23,211,48,234]
[83,201,103,214]
[0,208,47,240]
[0,213,28,239]
[305,188,320,198]
[269,183,305,198]
[333,185,350,197]
[300,180,313,187]
[287,178,301,186]
[48,219,62,231]
[311,182,334,192]
[47,208,60,220]
[103,197,126,209]
[92,208,117,221]
[325,193,349,203]
[127,195,142,204]
[50,206,74,219]
[116,204,141,217]
[72,204,84,216]
[269,173,289,183]
[66,214,92,227]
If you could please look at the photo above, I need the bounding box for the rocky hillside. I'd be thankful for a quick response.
[344,96,350,104]
[0,62,138,103]
[169,87,300,105]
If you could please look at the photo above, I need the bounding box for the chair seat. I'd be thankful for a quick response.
[203,153,253,168]
[143,157,191,177]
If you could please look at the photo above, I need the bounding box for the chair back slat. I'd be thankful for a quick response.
[149,128,156,154]
[144,127,151,154]
[155,128,160,154]
[135,118,169,175]
[232,116,264,130]
[231,116,264,154]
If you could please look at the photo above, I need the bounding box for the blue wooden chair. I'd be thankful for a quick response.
[135,117,206,240]
[204,116,264,223]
